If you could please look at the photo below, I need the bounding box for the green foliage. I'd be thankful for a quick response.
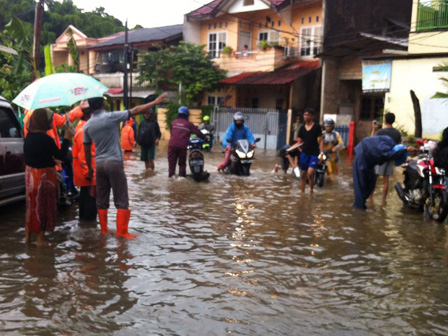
[4,16,34,75]
[201,105,214,120]
[54,62,78,73]
[138,42,227,106]
[66,28,79,71]
[432,62,448,99]
[222,46,233,56]
[0,0,125,73]
[0,34,31,101]
[259,40,271,51]
[165,102,181,130]
[44,45,53,76]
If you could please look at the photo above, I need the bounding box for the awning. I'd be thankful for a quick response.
[219,61,320,86]
[104,88,156,99]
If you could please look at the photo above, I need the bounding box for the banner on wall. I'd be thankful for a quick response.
[362,59,392,92]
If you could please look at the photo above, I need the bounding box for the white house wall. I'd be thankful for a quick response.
[385,57,448,139]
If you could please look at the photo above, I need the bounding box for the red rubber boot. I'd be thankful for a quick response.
[116,209,137,239]
[97,209,108,235]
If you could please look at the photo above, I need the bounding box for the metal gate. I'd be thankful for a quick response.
[212,107,287,150]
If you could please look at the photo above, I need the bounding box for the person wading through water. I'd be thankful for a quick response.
[83,93,167,239]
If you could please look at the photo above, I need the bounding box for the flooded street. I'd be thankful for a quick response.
[1,142,448,335]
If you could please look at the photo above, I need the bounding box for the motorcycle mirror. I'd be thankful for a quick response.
[255,138,261,143]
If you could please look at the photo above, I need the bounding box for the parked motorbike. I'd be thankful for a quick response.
[314,153,328,188]
[201,129,212,152]
[394,140,448,222]
[188,136,210,182]
[226,137,261,176]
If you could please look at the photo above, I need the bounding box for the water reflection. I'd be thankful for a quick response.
[1,145,448,335]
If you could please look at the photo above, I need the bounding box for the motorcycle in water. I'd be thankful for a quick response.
[394,140,448,222]
[201,129,212,152]
[188,136,210,182]
[314,153,328,188]
[226,138,261,176]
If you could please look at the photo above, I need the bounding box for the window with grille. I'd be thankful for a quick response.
[208,32,227,58]
[300,26,322,57]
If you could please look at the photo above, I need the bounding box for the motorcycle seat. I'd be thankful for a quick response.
[408,160,418,171]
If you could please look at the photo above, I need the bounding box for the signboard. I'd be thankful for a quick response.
[362,59,392,92]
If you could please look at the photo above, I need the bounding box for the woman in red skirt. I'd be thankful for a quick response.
[24,108,74,246]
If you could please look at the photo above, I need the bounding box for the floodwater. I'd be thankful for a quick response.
[1,142,448,335]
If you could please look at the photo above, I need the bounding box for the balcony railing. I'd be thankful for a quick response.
[417,0,448,31]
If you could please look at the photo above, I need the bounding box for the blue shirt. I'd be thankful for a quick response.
[222,123,255,148]
[83,109,130,162]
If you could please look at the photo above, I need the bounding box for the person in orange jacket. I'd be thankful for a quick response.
[23,101,87,145]
[73,109,97,221]
[121,118,135,152]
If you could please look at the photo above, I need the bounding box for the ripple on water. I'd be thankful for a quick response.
[1,149,448,334]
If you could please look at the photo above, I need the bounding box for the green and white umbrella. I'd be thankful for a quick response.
[13,72,108,110]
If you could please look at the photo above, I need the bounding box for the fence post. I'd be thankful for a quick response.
[348,121,355,155]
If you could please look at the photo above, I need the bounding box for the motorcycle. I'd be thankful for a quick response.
[227,137,261,176]
[201,129,212,152]
[394,140,448,222]
[188,136,210,182]
[314,153,328,188]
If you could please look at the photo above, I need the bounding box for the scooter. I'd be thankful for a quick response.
[314,153,328,188]
[227,138,261,176]
[188,136,210,182]
[394,140,448,222]
[201,129,212,152]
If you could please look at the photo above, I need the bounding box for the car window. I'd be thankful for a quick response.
[0,108,21,138]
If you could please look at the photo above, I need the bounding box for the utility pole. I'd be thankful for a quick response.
[32,0,44,80]
[123,21,129,110]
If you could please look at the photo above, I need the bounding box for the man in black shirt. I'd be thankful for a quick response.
[370,112,402,201]
[297,107,324,194]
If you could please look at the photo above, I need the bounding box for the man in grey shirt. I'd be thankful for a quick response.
[370,112,402,201]
[84,93,167,239]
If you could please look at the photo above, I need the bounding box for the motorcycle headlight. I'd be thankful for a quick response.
[247,150,254,159]
[235,149,246,158]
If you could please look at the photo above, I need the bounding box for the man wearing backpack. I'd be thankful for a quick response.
[137,108,161,170]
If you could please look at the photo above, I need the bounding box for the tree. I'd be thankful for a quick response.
[138,42,227,106]
[432,62,448,99]
[0,33,31,102]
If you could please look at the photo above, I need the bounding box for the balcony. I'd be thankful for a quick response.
[215,47,290,73]
[417,0,448,31]
[93,72,146,88]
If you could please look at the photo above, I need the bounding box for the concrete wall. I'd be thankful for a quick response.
[157,108,202,140]
[408,1,448,54]
[385,57,448,139]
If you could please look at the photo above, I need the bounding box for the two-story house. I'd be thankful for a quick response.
[384,0,448,139]
[51,24,183,111]
[185,0,322,113]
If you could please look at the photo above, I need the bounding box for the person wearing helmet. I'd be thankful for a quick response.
[322,118,345,179]
[168,106,207,177]
[200,115,215,148]
[218,112,255,171]
[352,135,416,209]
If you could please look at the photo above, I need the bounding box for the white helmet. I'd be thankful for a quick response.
[233,111,244,121]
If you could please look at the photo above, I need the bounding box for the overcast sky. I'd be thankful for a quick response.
[69,0,205,28]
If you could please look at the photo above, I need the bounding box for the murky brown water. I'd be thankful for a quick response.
[1,141,448,335]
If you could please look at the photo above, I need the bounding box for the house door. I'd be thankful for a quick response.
[238,31,251,52]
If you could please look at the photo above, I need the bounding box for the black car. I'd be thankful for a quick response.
[0,96,25,206]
